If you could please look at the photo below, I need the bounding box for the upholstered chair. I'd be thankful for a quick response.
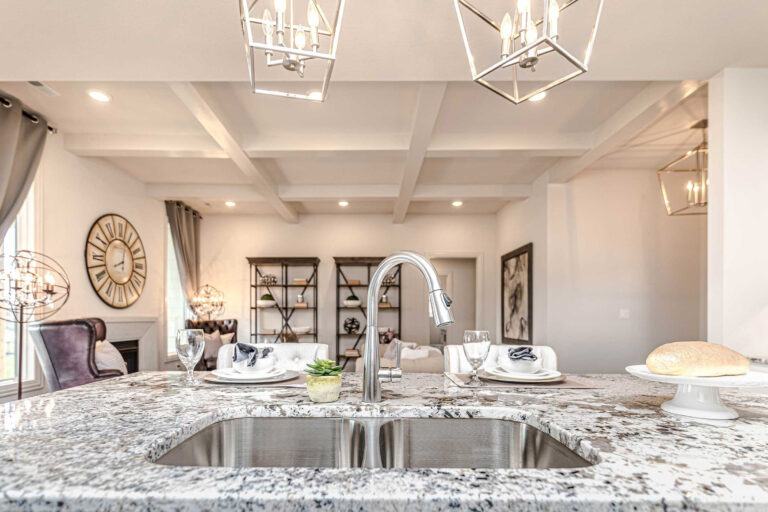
[443,344,558,373]
[217,343,329,372]
[29,318,124,392]
[185,318,238,370]
[185,318,238,342]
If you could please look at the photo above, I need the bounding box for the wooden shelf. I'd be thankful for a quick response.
[252,284,317,289]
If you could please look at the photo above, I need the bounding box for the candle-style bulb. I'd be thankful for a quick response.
[295,28,307,49]
[44,272,55,285]
[548,1,559,39]
[525,19,538,45]
[307,1,320,28]
[517,0,530,15]
[262,9,274,36]
[500,12,513,40]
[274,0,286,14]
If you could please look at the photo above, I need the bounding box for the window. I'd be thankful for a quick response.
[0,184,42,395]
[165,224,188,358]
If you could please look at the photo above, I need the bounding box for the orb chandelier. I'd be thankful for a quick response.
[452,0,604,104]
[191,284,225,320]
[0,250,70,400]
[657,120,708,216]
[238,0,346,102]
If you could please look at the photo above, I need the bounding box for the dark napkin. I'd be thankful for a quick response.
[233,344,274,367]
[508,346,538,361]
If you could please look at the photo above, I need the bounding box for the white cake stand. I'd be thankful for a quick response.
[626,365,768,420]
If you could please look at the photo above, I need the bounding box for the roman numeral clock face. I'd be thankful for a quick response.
[86,214,146,308]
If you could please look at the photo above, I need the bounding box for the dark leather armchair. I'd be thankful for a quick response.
[185,318,238,370]
[29,318,123,392]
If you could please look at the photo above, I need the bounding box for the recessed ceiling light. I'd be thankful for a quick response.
[88,90,111,102]
[225,201,236,207]
[529,91,547,102]
[338,200,349,207]
[452,200,463,207]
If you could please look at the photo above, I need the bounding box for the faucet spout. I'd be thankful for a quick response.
[362,251,454,403]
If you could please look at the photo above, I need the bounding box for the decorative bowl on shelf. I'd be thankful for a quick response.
[343,299,361,307]
[257,299,277,308]
[292,326,312,335]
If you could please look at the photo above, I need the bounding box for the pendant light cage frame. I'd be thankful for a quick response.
[657,120,709,216]
[452,0,604,104]
[239,0,346,102]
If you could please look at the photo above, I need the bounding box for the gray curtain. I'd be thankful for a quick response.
[0,93,49,238]
[165,200,202,303]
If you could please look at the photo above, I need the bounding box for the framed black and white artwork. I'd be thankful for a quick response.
[501,243,532,344]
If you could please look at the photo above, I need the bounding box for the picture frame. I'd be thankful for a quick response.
[501,243,532,344]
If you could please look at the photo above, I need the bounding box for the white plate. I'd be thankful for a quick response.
[213,367,285,381]
[481,368,563,383]
[206,369,299,385]
[486,367,561,381]
[626,364,768,420]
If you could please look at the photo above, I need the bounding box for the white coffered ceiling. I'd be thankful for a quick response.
[0,0,742,219]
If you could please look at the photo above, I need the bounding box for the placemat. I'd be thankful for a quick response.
[203,373,307,388]
[445,373,600,389]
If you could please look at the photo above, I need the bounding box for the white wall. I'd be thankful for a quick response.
[430,258,476,345]
[708,68,768,359]
[38,136,167,370]
[199,214,497,360]
[496,174,549,344]
[496,168,706,373]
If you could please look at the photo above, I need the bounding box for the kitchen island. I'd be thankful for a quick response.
[1,372,767,511]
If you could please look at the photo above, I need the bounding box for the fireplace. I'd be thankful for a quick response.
[111,339,139,374]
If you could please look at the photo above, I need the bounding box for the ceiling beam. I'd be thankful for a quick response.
[392,82,447,223]
[64,133,227,158]
[145,183,531,202]
[63,132,587,159]
[167,82,298,223]
[547,80,707,183]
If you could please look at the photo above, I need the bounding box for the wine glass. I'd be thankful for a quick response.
[176,329,205,386]
[462,330,491,386]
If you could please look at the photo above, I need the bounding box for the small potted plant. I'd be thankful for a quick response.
[343,294,361,307]
[257,293,276,307]
[305,359,343,403]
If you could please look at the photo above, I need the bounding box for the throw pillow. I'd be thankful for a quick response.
[203,330,223,364]
[95,340,128,374]
[220,332,235,344]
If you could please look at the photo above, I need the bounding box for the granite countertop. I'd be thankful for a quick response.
[2,372,768,511]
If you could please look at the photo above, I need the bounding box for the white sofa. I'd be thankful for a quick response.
[217,343,329,372]
[444,344,557,373]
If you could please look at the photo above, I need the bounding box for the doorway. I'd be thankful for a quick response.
[429,258,476,347]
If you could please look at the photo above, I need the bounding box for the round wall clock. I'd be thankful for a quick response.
[85,214,146,308]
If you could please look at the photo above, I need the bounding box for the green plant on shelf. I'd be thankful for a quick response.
[305,359,343,376]
[346,294,359,301]
[260,293,275,301]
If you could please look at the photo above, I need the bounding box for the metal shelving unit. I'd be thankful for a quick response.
[248,257,319,344]
[334,257,402,369]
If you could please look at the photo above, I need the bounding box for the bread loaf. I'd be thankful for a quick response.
[646,341,749,377]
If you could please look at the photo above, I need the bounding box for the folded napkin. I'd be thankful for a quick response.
[508,346,537,361]
[233,343,274,367]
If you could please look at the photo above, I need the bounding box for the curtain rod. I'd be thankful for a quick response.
[0,96,57,134]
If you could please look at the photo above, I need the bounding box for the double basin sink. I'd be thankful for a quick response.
[155,417,591,470]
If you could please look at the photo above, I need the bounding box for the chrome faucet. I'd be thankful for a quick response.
[363,251,454,403]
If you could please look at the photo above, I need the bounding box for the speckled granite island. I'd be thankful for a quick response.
[2,372,768,511]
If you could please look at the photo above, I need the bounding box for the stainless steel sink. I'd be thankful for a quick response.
[155,417,591,470]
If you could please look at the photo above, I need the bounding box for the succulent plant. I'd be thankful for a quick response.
[346,294,359,301]
[305,359,343,376]
[260,293,275,301]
